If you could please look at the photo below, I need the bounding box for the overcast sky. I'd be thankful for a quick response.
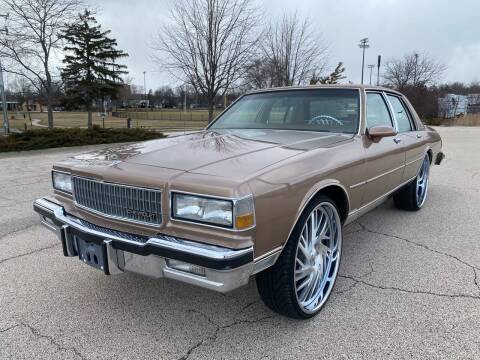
[93,0,480,91]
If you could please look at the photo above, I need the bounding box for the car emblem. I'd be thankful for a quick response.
[125,208,156,219]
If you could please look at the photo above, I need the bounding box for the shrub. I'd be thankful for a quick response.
[0,127,165,152]
[423,118,445,126]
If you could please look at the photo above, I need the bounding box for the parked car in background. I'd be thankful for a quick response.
[34,85,443,319]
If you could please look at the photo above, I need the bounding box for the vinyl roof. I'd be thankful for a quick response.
[247,84,402,96]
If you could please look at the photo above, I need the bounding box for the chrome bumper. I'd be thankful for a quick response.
[33,198,277,293]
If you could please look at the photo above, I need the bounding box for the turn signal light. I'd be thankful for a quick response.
[235,213,254,230]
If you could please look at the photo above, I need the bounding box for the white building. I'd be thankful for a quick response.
[438,94,468,118]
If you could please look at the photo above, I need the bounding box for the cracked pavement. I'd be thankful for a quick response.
[1,127,479,359]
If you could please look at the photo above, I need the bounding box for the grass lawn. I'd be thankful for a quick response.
[5,109,221,133]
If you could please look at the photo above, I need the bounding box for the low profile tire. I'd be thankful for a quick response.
[256,194,342,319]
[393,155,430,211]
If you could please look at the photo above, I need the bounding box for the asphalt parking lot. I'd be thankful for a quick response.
[1,126,479,359]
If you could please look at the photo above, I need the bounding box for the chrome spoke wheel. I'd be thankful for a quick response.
[294,202,342,314]
[416,156,430,208]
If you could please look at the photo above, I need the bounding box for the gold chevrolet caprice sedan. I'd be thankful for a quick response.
[34,85,444,319]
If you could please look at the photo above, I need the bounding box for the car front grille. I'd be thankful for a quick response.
[72,176,162,226]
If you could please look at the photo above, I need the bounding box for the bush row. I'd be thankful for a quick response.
[0,126,165,152]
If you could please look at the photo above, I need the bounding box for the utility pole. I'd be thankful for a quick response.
[377,55,381,86]
[368,64,375,85]
[183,83,187,134]
[143,71,147,103]
[358,38,370,85]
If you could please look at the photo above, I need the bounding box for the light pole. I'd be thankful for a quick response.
[358,38,370,84]
[0,13,8,135]
[377,55,381,86]
[368,64,375,85]
[142,71,147,103]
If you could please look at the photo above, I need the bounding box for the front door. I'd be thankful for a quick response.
[361,92,405,205]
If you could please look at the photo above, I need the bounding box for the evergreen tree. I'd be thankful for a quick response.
[61,10,128,128]
[310,62,347,85]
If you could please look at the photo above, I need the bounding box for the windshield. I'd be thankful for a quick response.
[209,89,360,134]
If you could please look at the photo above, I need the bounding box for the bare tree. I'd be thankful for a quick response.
[259,13,328,87]
[153,0,260,122]
[383,52,446,90]
[244,57,276,89]
[0,0,82,129]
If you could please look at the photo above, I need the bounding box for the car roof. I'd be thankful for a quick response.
[246,84,403,96]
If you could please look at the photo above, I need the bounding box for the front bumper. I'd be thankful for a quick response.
[33,198,276,292]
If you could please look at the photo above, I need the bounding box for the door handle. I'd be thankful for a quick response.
[393,138,402,144]
[416,134,422,139]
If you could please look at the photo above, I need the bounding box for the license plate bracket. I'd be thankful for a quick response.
[76,237,107,272]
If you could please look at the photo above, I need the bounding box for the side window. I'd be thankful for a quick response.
[387,95,413,132]
[366,93,393,128]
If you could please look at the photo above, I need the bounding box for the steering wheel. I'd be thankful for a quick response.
[308,115,344,126]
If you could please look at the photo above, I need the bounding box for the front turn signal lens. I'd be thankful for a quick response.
[234,196,255,230]
[235,213,254,229]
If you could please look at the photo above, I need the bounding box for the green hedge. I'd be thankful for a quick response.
[0,126,165,152]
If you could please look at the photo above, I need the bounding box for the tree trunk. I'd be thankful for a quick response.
[87,108,93,129]
[47,103,54,130]
[45,70,54,130]
[208,96,215,123]
[45,86,54,129]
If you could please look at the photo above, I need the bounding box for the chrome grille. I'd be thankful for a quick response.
[72,176,162,226]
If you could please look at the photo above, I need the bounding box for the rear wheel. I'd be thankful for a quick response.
[394,155,430,210]
[256,194,342,319]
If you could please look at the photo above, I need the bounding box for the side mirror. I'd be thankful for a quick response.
[367,125,397,140]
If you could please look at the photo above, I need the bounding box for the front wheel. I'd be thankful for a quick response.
[256,194,342,319]
[393,155,430,211]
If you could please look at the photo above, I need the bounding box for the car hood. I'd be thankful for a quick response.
[64,129,352,179]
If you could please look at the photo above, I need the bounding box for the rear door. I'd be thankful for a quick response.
[385,94,426,181]
[361,92,405,205]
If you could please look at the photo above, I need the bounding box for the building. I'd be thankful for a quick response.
[438,93,480,118]
[22,100,46,112]
[0,101,20,111]
[467,94,480,114]
[438,94,467,118]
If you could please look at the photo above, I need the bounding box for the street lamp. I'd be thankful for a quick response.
[413,52,419,86]
[0,13,8,135]
[358,38,370,85]
[143,71,147,102]
[377,55,381,86]
[368,64,375,85]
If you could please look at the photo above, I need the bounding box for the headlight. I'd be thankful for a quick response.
[171,193,255,230]
[52,171,72,194]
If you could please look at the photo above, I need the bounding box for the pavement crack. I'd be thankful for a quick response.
[0,243,59,266]
[0,324,19,333]
[180,306,275,360]
[0,223,39,241]
[20,321,87,360]
[355,221,480,293]
[234,299,259,317]
[474,268,480,295]
[335,261,374,295]
[339,274,480,301]
[334,280,359,295]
